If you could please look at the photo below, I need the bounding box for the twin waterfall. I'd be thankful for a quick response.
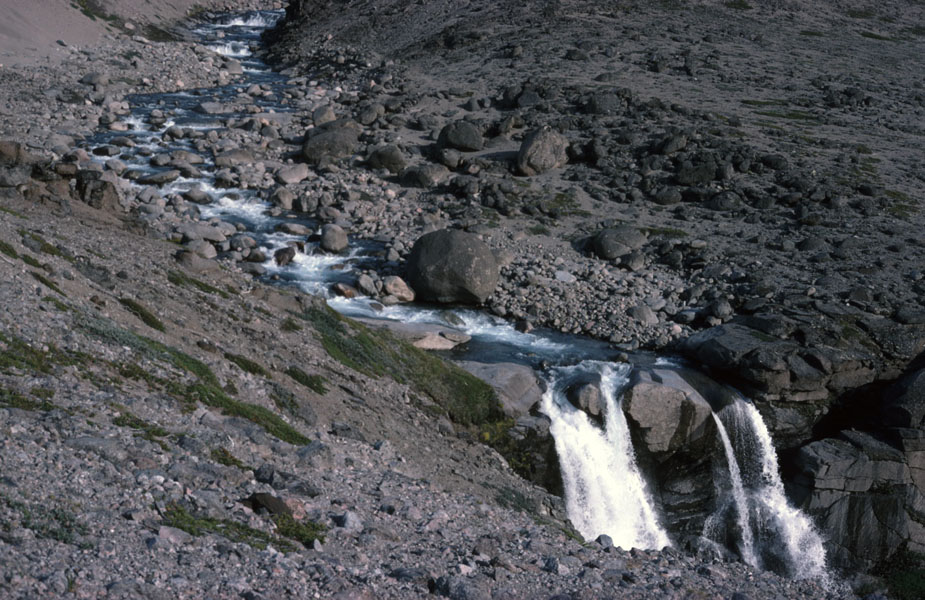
[541,362,830,582]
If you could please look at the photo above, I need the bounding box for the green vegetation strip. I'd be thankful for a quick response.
[79,316,308,445]
[298,305,502,426]
[119,298,166,332]
[167,270,230,298]
[285,366,328,395]
[0,495,89,547]
[210,447,252,470]
[162,504,324,551]
[224,352,270,377]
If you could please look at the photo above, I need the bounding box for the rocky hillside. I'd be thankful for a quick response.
[0,0,922,598]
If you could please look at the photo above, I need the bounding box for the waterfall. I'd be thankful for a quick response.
[706,397,831,582]
[541,362,671,550]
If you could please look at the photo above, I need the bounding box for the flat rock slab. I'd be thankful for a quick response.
[352,318,471,350]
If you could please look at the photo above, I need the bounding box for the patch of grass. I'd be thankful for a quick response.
[741,99,787,107]
[0,387,55,411]
[724,0,752,8]
[0,240,19,259]
[21,254,42,269]
[119,298,166,332]
[528,224,551,236]
[1,495,88,546]
[224,352,270,377]
[162,504,324,551]
[906,26,925,36]
[167,270,230,298]
[272,513,325,546]
[860,31,894,41]
[799,30,825,37]
[185,383,309,445]
[640,226,688,238]
[210,447,251,470]
[0,205,26,219]
[18,229,69,260]
[42,295,71,312]
[30,271,65,296]
[113,410,168,438]
[281,317,303,332]
[0,332,88,375]
[285,366,328,395]
[297,305,502,427]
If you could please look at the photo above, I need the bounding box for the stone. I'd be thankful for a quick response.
[438,120,484,152]
[302,125,359,164]
[593,226,647,260]
[320,224,348,253]
[622,372,714,456]
[275,246,297,266]
[516,127,569,176]
[457,361,544,417]
[366,144,406,173]
[401,163,450,188]
[628,305,658,326]
[405,229,500,304]
[276,163,310,185]
[382,276,414,302]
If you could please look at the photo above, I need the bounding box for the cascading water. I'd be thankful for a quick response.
[704,396,830,582]
[541,362,671,550]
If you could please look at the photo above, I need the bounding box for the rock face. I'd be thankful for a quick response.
[516,127,569,176]
[405,229,499,304]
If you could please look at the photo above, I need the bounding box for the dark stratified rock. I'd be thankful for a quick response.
[405,229,499,304]
[516,127,569,176]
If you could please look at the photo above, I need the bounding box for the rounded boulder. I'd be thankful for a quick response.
[406,229,499,304]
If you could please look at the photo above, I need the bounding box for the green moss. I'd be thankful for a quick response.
[162,504,324,551]
[210,447,251,470]
[0,387,55,411]
[0,332,88,375]
[741,99,786,107]
[860,31,894,41]
[285,366,328,394]
[185,383,309,445]
[113,411,168,438]
[528,224,551,236]
[799,30,825,37]
[224,352,270,377]
[30,271,65,296]
[167,270,230,298]
[281,317,303,332]
[297,305,502,426]
[847,8,877,18]
[1,495,88,546]
[0,240,19,259]
[21,254,42,269]
[42,295,71,312]
[874,549,925,600]
[640,226,688,238]
[118,298,166,332]
[272,513,325,546]
[754,109,819,122]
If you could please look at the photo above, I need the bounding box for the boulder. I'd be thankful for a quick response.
[276,163,311,185]
[401,163,449,188]
[320,224,348,253]
[366,144,406,173]
[882,368,925,428]
[382,276,414,302]
[438,121,484,152]
[516,127,569,176]
[405,229,499,304]
[302,124,359,164]
[75,170,122,212]
[592,226,647,260]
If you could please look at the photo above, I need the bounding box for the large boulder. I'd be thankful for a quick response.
[405,229,499,304]
[882,368,925,428]
[516,127,569,176]
[438,120,484,152]
[592,226,647,260]
[457,361,545,418]
[302,122,360,164]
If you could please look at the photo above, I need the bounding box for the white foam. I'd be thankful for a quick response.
[542,362,671,550]
[209,42,252,57]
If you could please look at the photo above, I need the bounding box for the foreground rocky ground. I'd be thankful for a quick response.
[0,0,923,597]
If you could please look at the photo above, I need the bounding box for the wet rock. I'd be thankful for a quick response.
[320,224,348,253]
[382,276,415,302]
[406,229,500,304]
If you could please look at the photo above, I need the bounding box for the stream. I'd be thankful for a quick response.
[83,9,832,583]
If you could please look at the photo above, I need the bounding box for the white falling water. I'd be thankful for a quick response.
[711,398,831,583]
[542,362,671,550]
[710,413,759,568]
